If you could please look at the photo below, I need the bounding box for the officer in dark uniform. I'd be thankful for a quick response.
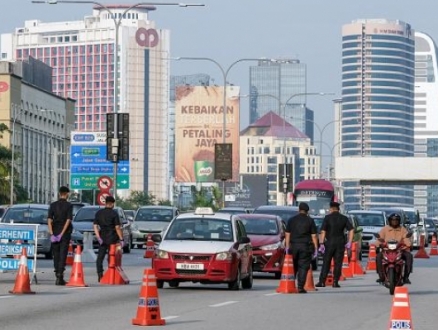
[47,186,73,285]
[93,195,124,282]
[316,201,354,288]
[285,202,318,293]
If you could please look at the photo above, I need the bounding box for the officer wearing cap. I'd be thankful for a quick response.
[316,201,354,288]
[48,185,73,285]
[285,202,318,293]
[93,195,124,282]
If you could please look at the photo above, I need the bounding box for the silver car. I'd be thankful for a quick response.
[1,204,52,259]
[131,206,179,248]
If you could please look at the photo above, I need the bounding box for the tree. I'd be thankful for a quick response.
[158,199,172,206]
[190,185,220,210]
[126,191,156,209]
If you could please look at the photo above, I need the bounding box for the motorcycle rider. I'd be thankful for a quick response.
[376,213,413,284]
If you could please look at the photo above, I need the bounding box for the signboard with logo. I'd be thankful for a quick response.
[70,132,130,190]
[224,175,268,208]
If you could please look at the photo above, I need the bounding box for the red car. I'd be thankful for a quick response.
[238,214,285,279]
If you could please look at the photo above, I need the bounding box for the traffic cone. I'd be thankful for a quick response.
[143,234,155,259]
[342,248,353,278]
[276,254,297,294]
[304,265,316,292]
[388,287,413,330]
[9,248,35,294]
[414,235,430,259]
[429,235,438,256]
[351,242,365,275]
[66,245,88,287]
[100,244,129,285]
[366,244,377,271]
[132,268,166,326]
[14,240,23,259]
[66,241,74,266]
[325,259,334,286]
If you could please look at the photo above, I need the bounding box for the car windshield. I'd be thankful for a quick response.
[313,217,324,230]
[353,213,385,227]
[165,218,233,241]
[74,208,100,222]
[241,217,279,235]
[2,207,48,224]
[425,219,435,228]
[253,209,298,223]
[404,211,417,224]
[135,209,173,222]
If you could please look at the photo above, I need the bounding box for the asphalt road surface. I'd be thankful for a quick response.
[0,249,437,329]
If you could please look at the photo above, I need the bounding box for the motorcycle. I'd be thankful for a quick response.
[375,232,412,295]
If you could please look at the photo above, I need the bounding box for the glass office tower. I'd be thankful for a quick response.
[341,19,415,210]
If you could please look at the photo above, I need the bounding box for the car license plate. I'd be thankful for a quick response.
[176,263,204,270]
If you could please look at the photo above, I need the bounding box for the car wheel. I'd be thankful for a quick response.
[169,280,179,288]
[228,266,241,290]
[156,280,164,289]
[241,265,253,289]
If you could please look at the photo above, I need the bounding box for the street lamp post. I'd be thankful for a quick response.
[33,0,204,200]
[175,57,264,207]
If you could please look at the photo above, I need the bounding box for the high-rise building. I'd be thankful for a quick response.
[340,19,415,210]
[0,5,170,198]
[414,31,438,216]
[249,59,314,140]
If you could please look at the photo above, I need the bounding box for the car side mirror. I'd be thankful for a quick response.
[127,216,134,221]
[151,234,162,243]
[239,236,250,244]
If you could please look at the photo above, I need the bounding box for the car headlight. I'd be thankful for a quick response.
[37,230,50,239]
[216,251,233,261]
[260,242,282,251]
[155,249,169,259]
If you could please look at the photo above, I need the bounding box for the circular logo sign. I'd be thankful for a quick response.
[97,192,110,206]
[0,81,9,93]
[135,28,159,48]
[97,176,113,191]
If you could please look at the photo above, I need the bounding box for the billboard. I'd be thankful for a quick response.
[224,175,268,208]
[175,86,240,182]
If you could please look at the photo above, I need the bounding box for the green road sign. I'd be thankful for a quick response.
[71,174,130,190]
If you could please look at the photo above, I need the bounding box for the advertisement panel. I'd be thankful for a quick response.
[224,175,268,208]
[175,86,240,182]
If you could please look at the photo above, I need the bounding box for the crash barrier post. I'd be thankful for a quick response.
[9,248,35,294]
[66,241,74,266]
[414,235,429,259]
[0,223,38,284]
[276,254,297,294]
[143,234,155,259]
[388,287,413,330]
[429,234,438,256]
[81,231,97,263]
[100,243,129,285]
[67,245,88,287]
[351,242,365,275]
[304,265,316,291]
[366,244,377,271]
[132,268,165,326]
[342,248,353,278]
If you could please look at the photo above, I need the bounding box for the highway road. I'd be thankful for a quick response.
[0,249,437,329]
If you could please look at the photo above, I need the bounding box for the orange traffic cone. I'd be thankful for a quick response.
[66,241,74,266]
[342,248,353,278]
[276,254,297,293]
[351,242,365,275]
[14,240,23,259]
[304,266,316,292]
[9,248,35,294]
[144,234,155,259]
[66,245,88,287]
[366,244,377,271]
[132,268,166,326]
[429,235,438,256]
[100,244,129,285]
[388,287,413,330]
[414,235,430,259]
[325,259,334,286]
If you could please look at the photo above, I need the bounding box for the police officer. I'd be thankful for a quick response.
[47,186,73,285]
[285,202,318,293]
[315,201,354,288]
[93,196,124,282]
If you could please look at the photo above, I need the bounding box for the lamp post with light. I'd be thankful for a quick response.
[33,0,205,199]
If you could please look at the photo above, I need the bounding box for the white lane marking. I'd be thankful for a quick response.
[209,301,238,308]
[264,293,280,296]
[0,296,14,299]
[163,316,180,320]
[63,286,91,290]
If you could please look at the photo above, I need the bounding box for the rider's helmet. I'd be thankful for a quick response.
[388,213,401,228]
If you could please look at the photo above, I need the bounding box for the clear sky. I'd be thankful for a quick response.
[1,0,437,167]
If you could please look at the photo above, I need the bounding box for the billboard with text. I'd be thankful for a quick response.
[174,86,240,182]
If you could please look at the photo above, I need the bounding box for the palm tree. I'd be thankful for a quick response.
[0,124,13,204]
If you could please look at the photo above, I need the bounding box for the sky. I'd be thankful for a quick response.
[1,0,438,168]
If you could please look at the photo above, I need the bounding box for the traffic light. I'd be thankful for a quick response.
[106,113,129,162]
[278,164,293,193]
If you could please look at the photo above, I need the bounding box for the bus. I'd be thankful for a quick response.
[293,179,338,216]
